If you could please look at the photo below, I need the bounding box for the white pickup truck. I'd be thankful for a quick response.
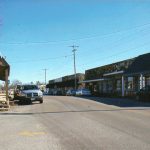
[14,84,43,104]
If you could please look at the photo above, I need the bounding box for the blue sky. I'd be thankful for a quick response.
[0,0,150,83]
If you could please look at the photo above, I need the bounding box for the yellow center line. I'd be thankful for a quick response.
[19,131,46,137]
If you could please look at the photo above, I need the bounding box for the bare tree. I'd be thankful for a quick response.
[9,79,22,89]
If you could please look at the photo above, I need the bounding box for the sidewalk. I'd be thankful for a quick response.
[80,96,150,108]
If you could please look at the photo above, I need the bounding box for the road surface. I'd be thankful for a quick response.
[0,96,150,150]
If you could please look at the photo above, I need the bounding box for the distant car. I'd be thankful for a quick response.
[56,90,63,96]
[76,89,91,96]
[48,90,53,95]
[43,91,48,95]
[14,84,43,104]
[136,86,150,102]
[66,89,76,96]
[53,90,62,96]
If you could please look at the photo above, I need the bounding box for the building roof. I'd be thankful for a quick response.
[0,57,10,81]
[125,53,150,75]
[85,53,150,80]
[85,58,134,80]
[48,73,84,84]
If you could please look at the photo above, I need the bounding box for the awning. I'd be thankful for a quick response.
[0,57,10,81]
[125,53,150,76]
[103,71,124,77]
[124,71,150,76]
[79,78,107,83]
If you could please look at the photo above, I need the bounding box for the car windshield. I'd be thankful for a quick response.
[22,85,39,90]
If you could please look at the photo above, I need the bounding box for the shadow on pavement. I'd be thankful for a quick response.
[12,100,42,106]
[77,96,150,107]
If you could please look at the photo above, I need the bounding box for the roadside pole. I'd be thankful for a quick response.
[70,45,79,90]
[5,69,9,107]
[43,69,47,86]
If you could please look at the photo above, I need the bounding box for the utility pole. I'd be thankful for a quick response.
[70,45,79,90]
[43,69,48,85]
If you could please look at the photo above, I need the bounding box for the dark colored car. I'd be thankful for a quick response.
[136,86,150,102]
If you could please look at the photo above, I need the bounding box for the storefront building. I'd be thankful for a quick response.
[82,53,150,97]
[47,73,85,94]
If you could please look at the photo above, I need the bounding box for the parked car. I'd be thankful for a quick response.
[66,89,76,96]
[136,86,150,102]
[53,90,62,96]
[14,84,43,104]
[76,89,91,96]
[43,91,49,95]
[56,90,63,96]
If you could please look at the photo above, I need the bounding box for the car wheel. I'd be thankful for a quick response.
[40,99,43,103]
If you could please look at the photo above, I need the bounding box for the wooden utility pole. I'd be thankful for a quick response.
[43,69,48,85]
[70,45,79,90]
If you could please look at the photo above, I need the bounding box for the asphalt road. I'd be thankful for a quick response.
[0,96,150,150]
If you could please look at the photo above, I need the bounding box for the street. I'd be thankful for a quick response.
[0,96,150,150]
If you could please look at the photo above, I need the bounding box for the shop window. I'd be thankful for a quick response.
[99,82,103,93]
[108,81,113,92]
[116,80,121,91]
[103,82,107,93]
[128,77,133,90]
[140,76,145,89]
[94,84,98,92]
[146,77,150,86]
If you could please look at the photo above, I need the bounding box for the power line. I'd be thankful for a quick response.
[78,26,150,58]
[6,26,150,65]
[80,42,150,70]
[8,25,150,64]
[1,22,150,45]
[10,54,73,64]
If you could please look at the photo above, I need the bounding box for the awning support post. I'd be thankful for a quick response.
[122,76,125,97]
[5,69,9,105]
[140,74,143,90]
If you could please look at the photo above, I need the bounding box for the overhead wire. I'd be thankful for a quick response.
[80,41,150,70]
[0,22,150,45]
[78,26,150,59]
[10,54,73,64]
[9,24,150,64]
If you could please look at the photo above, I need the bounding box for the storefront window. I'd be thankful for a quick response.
[103,81,107,93]
[146,77,150,86]
[116,80,121,91]
[99,82,103,93]
[140,75,145,89]
[108,81,113,92]
[128,77,133,90]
